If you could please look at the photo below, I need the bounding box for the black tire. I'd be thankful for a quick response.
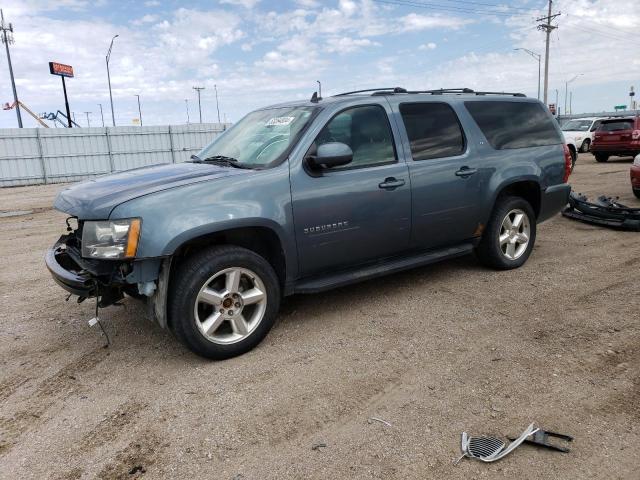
[168,245,280,360]
[595,153,609,163]
[570,147,577,171]
[475,196,537,270]
[579,139,590,153]
[634,188,640,199]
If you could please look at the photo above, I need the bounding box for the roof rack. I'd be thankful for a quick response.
[333,87,526,98]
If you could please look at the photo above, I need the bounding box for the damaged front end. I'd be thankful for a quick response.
[562,191,640,231]
[45,221,168,325]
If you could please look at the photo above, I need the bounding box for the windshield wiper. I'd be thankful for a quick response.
[189,154,250,169]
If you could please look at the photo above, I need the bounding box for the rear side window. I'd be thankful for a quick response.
[598,120,634,132]
[465,101,561,150]
[399,102,465,160]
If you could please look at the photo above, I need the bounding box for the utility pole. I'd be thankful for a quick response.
[536,1,560,105]
[134,94,142,126]
[98,104,105,127]
[106,34,118,126]
[214,84,221,123]
[193,86,204,123]
[84,111,91,127]
[185,99,190,124]
[514,48,541,100]
[1,9,22,128]
[555,89,559,116]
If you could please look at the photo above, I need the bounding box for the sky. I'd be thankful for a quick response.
[0,0,638,128]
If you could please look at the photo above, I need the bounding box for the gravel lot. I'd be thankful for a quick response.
[1,153,638,479]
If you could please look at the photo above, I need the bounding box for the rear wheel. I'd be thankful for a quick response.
[579,139,590,153]
[476,196,537,270]
[168,245,280,359]
[595,153,609,163]
[634,188,640,199]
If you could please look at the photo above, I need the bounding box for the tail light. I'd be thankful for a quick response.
[632,130,640,140]
[562,144,572,183]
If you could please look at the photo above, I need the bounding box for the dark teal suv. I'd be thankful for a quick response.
[46,87,572,359]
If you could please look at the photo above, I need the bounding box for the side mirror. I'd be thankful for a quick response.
[307,142,353,169]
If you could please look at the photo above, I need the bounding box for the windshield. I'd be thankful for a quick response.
[562,120,592,131]
[196,106,317,168]
[599,120,634,132]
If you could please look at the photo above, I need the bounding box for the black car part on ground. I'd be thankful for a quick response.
[562,191,640,231]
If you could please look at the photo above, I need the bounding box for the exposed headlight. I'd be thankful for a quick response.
[81,218,141,259]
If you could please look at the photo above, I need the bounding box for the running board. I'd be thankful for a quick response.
[293,243,474,294]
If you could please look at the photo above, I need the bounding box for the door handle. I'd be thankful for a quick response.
[378,177,405,190]
[455,166,478,178]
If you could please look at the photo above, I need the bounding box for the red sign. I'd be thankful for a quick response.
[49,62,74,78]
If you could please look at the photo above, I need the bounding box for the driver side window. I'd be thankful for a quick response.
[314,105,396,169]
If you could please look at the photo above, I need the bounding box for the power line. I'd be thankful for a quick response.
[373,0,533,18]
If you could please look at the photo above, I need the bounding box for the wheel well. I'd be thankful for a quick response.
[567,143,577,154]
[171,227,286,288]
[495,181,541,218]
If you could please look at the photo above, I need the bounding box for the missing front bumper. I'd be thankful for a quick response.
[562,192,640,231]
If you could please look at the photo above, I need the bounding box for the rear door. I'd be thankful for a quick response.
[394,101,484,249]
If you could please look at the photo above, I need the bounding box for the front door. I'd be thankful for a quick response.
[290,103,411,277]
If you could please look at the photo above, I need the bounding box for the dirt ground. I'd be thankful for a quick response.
[0,153,638,480]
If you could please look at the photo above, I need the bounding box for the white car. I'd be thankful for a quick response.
[561,117,606,153]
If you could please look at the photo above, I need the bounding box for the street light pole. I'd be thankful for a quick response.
[193,86,204,123]
[134,94,142,126]
[84,111,91,127]
[214,84,221,123]
[514,48,541,100]
[564,74,582,117]
[106,34,119,127]
[185,99,190,124]
[98,104,105,127]
[1,9,22,128]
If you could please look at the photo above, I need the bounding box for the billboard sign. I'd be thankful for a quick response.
[49,62,74,78]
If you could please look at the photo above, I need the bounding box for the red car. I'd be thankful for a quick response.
[631,155,640,198]
[591,116,640,163]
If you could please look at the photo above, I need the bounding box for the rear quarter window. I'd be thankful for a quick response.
[465,101,561,150]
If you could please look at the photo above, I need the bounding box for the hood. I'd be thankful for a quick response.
[54,162,248,219]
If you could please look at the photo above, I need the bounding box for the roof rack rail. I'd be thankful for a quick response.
[333,87,526,98]
[334,87,408,96]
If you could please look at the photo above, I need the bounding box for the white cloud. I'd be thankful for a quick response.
[143,0,160,6]
[325,37,380,53]
[220,0,261,8]
[131,14,159,26]
[400,13,472,32]
[419,42,437,50]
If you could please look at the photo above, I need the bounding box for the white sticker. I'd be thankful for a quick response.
[266,116,295,126]
[88,317,99,327]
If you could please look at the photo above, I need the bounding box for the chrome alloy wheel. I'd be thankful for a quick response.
[499,209,530,260]
[194,267,267,345]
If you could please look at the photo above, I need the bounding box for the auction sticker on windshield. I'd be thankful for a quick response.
[266,117,295,126]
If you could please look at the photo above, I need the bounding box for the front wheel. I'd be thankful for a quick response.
[579,139,590,153]
[595,153,609,163]
[168,245,280,359]
[475,196,537,270]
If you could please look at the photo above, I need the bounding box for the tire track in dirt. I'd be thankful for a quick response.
[78,400,147,453]
[0,375,29,403]
[95,431,164,480]
[0,348,109,456]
